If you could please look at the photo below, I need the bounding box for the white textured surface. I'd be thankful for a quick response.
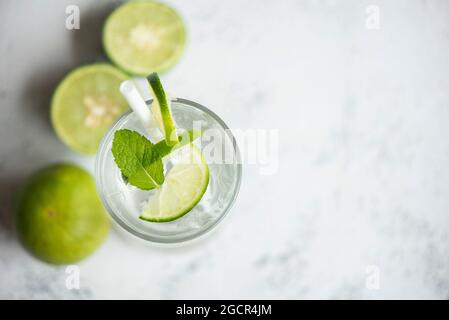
[1,0,449,299]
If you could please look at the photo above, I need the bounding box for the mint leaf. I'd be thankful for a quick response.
[153,129,202,158]
[112,129,164,190]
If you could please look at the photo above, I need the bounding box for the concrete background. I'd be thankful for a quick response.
[1,0,449,299]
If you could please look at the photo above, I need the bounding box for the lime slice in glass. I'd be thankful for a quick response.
[140,145,209,222]
[147,72,178,146]
[103,0,186,76]
[51,64,129,154]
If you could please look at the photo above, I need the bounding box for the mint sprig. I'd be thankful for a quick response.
[112,129,202,190]
[112,129,164,190]
[153,129,202,157]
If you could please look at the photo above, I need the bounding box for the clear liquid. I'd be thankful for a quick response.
[96,99,241,243]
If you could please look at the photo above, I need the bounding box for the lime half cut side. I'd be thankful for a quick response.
[103,0,186,76]
[51,64,129,154]
[140,145,209,222]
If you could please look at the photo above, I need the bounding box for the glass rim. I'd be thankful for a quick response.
[95,97,242,244]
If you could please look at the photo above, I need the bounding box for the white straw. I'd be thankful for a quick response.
[119,80,152,130]
[132,77,152,102]
[119,79,164,141]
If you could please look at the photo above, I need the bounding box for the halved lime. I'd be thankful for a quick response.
[103,0,186,75]
[140,145,209,222]
[147,72,178,146]
[51,64,129,154]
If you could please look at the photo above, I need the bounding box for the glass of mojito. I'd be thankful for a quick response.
[95,74,241,244]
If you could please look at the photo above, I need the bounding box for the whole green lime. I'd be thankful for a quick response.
[15,164,110,265]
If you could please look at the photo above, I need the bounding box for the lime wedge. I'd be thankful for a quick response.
[103,0,186,75]
[140,145,209,222]
[147,72,178,146]
[51,64,129,154]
